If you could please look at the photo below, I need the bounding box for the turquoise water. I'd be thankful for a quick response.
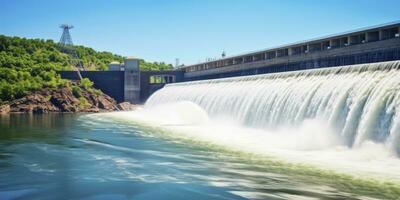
[0,114,399,200]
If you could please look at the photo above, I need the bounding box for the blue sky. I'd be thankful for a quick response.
[1,0,399,65]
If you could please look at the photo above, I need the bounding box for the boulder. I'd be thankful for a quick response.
[50,88,80,112]
[81,107,100,113]
[117,102,137,111]
[0,104,10,114]
[9,92,60,113]
[97,95,117,110]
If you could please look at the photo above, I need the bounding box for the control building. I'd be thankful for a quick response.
[108,57,141,103]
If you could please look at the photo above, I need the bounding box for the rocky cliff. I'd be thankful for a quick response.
[0,85,135,114]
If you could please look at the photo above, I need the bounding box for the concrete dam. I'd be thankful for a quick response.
[59,21,400,103]
[60,21,400,186]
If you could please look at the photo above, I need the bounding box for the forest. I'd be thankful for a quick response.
[0,35,173,103]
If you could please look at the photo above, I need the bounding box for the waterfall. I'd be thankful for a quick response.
[146,61,400,153]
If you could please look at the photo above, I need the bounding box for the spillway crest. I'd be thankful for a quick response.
[146,61,400,153]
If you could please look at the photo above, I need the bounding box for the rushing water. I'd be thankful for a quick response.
[147,61,400,154]
[2,61,400,199]
[1,114,400,200]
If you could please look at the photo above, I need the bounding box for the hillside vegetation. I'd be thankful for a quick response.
[0,35,172,103]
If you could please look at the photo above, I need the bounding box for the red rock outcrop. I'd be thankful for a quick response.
[2,86,126,114]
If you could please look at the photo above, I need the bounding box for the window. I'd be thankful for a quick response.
[149,75,176,84]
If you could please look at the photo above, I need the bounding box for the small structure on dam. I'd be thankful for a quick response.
[179,21,400,81]
[107,57,141,103]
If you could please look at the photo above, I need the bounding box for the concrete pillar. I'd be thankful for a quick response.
[327,40,332,49]
[366,32,374,42]
[379,29,383,40]
[398,26,400,37]
[349,35,355,45]
[123,57,140,104]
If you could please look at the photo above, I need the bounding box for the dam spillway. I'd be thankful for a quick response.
[146,61,400,154]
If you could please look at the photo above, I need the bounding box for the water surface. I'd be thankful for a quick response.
[0,114,399,200]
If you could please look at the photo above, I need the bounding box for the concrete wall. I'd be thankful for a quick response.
[58,71,125,103]
[58,70,184,104]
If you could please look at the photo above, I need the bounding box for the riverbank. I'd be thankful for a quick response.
[0,83,136,114]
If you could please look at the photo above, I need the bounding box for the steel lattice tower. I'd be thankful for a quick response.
[58,24,84,78]
[59,24,74,46]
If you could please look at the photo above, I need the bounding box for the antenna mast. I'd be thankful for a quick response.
[175,58,180,68]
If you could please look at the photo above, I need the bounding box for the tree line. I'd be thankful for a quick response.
[0,35,173,103]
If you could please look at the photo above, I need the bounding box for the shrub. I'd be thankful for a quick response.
[88,88,103,96]
[80,78,93,89]
[78,97,91,109]
[72,86,82,98]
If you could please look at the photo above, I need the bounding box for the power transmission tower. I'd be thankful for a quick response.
[59,24,74,46]
[58,24,84,79]
[175,58,180,68]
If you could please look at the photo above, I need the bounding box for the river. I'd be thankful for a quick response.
[0,113,399,200]
[2,61,400,199]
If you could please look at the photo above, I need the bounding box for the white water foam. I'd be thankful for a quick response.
[103,61,400,182]
[147,61,400,154]
[101,104,400,183]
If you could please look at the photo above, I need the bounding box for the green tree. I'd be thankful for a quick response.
[0,34,173,103]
